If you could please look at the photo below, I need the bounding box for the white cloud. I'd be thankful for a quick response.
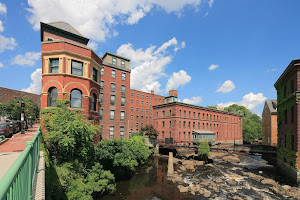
[183,96,202,105]
[27,0,203,41]
[165,70,191,92]
[216,80,235,93]
[0,2,6,32]
[0,61,3,68]
[0,35,17,53]
[218,93,267,113]
[11,52,40,66]
[22,68,42,94]
[87,41,98,51]
[117,37,185,93]
[208,64,219,71]
[208,0,214,7]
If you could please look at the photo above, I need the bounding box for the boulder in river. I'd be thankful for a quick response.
[227,179,238,186]
[223,155,240,163]
[177,185,189,193]
[261,178,277,186]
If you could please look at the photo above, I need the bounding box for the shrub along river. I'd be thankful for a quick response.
[100,153,300,200]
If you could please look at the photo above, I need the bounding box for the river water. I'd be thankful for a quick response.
[100,154,296,200]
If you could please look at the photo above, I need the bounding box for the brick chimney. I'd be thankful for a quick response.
[169,90,178,97]
[151,90,154,94]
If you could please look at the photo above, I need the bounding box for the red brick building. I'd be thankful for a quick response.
[40,21,243,144]
[40,22,102,141]
[274,59,300,183]
[99,52,131,139]
[262,99,277,146]
[0,86,41,106]
[153,91,243,144]
[129,89,165,134]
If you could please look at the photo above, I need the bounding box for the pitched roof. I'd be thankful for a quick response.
[266,99,277,114]
[47,21,84,37]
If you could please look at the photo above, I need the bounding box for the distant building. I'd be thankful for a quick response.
[274,59,300,184]
[153,91,243,144]
[0,86,41,106]
[261,99,277,146]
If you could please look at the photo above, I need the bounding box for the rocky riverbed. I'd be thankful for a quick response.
[170,152,300,199]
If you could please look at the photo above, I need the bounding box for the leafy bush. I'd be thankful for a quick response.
[41,99,98,164]
[95,136,152,178]
[198,140,210,162]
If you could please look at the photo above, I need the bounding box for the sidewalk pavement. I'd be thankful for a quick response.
[0,124,40,180]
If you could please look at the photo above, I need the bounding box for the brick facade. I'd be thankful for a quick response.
[153,101,243,144]
[0,86,41,106]
[262,100,278,146]
[275,59,300,171]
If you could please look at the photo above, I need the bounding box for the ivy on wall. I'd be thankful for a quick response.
[278,131,299,171]
[275,80,299,171]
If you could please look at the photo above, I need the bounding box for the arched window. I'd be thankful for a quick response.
[91,93,97,111]
[48,87,57,107]
[70,89,82,108]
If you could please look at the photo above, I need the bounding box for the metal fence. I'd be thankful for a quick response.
[0,127,41,200]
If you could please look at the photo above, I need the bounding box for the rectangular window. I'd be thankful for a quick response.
[131,115,133,119]
[110,95,115,105]
[131,123,133,127]
[111,70,116,78]
[162,131,165,139]
[162,121,165,128]
[136,123,139,128]
[189,111,191,118]
[163,111,165,117]
[112,57,117,65]
[120,126,125,138]
[137,100,139,104]
[100,93,104,104]
[142,94,144,99]
[101,67,104,75]
[109,126,114,139]
[50,58,59,73]
[93,68,98,82]
[100,81,104,89]
[71,60,83,76]
[121,96,125,106]
[136,115,139,120]
[137,93,139,98]
[122,72,126,80]
[131,107,133,111]
[121,111,125,121]
[136,107,139,112]
[121,85,125,94]
[183,121,186,128]
[110,110,115,120]
[121,60,125,68]
[100,109,103,120]
[141,101,144,105]
[111,83,115,92]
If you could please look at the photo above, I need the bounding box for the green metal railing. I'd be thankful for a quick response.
[0,127,41,200]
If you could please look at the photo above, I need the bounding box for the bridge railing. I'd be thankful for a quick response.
[0,127,41,200]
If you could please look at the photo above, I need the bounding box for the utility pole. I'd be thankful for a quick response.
[21,98,25,134]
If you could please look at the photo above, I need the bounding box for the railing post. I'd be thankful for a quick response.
[26,141,33,200]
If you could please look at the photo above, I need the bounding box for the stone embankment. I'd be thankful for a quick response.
[168,152,300,199]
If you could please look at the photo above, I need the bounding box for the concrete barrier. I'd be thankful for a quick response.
[167,152,174,177]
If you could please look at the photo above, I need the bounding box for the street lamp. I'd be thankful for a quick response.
[15,97,25,134]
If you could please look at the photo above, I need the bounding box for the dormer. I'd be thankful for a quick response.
[102,52,130,69]
[40,22,89,46]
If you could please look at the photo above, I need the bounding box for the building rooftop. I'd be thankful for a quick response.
[266,99,277,114]
[47,21,84,37]
[102,52,130,62]
[40,21,89,45]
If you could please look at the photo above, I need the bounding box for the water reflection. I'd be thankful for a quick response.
[100,157,192,200]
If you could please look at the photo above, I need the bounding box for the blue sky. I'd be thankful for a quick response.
[0,0,299,115]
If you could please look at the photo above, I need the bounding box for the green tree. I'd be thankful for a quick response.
[0,96,39,123]
[198,140,210,162]
[95,136,152,178]
[41,99,98,164]
[224,104,262,143]
[207,105,217,109]
[140,124,159,139]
